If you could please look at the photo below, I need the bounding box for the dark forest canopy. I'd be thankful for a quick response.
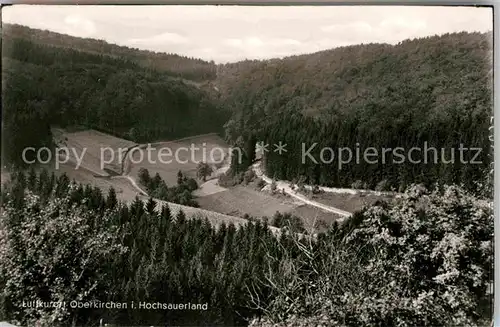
[3,23,217,81]
[1,32,230,166]
[217,32,493,195]
[0,169,492,326]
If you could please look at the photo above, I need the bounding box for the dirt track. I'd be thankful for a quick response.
[251,162,352,219]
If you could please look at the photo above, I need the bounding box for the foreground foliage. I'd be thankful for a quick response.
[0,170,279,326]
[251,185,492,326]
[0,171,492,326]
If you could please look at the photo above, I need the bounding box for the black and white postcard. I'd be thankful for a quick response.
[0,5,494,327]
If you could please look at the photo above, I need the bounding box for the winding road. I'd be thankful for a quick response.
[251,162,353,218]
[118,136,356,221]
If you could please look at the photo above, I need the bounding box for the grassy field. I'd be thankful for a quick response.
[197,185,299,218]
[290,205,345,232]
[53,128,137,176]
[42,129,260,230]
[127,134,229,186]
[43,162,139,203]
[306,191,393,213]
[196,184,346,232]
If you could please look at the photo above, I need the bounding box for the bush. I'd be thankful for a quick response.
[271,212,305,233]
[138,167,151,188]
[218,169,244,187]
[270,180,277,194]
[375,179,390,192]
[0,188,125,326]
[243,169,256,185]
[253,184,493,326]
[312,219,328,231]
[350,180,363,189]
[185,177,199,191]
[341,185,493,325]
[297,184,307,194]
[256,178,266,189]
[312,185,321,194]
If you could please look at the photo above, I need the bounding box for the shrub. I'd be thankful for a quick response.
[0,189,125,326]
[312,185,321,194]
[243,169,256,185]
[253,184,493,326]
[297,184,307,194]
[138,167,151,188]
[341,184,493,326]
[186,178,199,191]
[256,178,266,189]
[218,169,244,187]
[375,179,390,192]
[271,212,305,233]
[312,219,328,231]
[270,180,277,194]
[350,180,363,189]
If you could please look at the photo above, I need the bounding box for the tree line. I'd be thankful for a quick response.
[138,168,199,207]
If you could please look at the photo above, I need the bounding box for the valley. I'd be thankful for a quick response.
[0,17,493,327]
[46,127,364,232]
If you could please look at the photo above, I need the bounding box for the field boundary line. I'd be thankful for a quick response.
[146,132,221,148]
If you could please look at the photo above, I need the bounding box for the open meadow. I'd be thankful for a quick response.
[196,184,346,232]
[302,191,394,214]
[127,133,229,186]
[52,128,137,176]
[43,129,261,229]
[42,162,140,203]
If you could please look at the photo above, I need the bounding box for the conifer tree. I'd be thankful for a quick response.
[176,209,187,225]
[27,166,37,191]
[145,197,157,216]
[106,187,118,209]
[130,196,145,219]
[177,170,185,185]
[160,204,172,222]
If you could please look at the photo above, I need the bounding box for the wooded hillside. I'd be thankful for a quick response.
[3,23,217,80]
[218,32,493,195]
[2,26,229,166]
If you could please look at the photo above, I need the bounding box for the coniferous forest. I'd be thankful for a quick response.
[2,25,228,167]
[0,170,493,326]
[219,32,493,195]
[0,21,494,327]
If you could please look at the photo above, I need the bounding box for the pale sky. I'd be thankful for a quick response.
[2,5,493,63]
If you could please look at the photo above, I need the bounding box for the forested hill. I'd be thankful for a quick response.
[2,25,229,167]
[2,24,493,194]
[219,32,493,195]
[3,23,217,81]
[217,32,492,117]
